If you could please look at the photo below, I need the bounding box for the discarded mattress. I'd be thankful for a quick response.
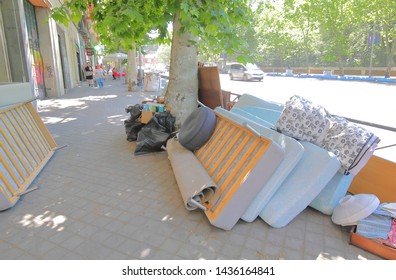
[230,107,274,128]
[259,141,341,228]
[231,94,374,219]
[214,107,304,222]
[194,112,284,230]
[167,113,284,230]
[309,171,355,215]
[240,106,282,125]
[166,137,217,211]
[232,93,284,112]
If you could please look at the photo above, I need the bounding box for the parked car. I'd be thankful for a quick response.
[228,63,264,81]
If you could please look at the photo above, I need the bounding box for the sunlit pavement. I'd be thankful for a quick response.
[0,77,383,260]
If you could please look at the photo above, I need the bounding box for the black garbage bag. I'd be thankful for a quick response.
[134,112,176,155]
[124,104,144,142]
[125,121,144,142]
[124,104,142,124]
[155,111,176,133]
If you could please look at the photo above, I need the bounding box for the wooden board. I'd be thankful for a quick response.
[198,66,223,109]
[350,226,396,260]
[348,155,396,203]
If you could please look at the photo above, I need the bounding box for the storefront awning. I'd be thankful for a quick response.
[28,0,51,8]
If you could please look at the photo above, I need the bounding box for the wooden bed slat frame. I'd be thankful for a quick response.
[195,113,271,220]
[0,101,57,208]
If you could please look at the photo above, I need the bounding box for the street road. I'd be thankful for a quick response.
[219,74,396,161]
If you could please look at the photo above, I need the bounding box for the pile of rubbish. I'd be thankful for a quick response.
[124,104,176,155]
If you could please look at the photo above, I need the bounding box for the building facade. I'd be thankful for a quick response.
[0,0,96,105]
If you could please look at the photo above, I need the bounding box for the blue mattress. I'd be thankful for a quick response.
[231,94,355,222]
[241,106,282,125]
[309,172,354,215]
[230,107,274,128]
[233,93,284,111]
[259,141,341,228]
[214,107,304,222]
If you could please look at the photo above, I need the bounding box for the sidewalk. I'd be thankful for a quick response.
[0,78,383,260]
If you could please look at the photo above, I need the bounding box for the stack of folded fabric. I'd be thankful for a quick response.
[356,203,396,248]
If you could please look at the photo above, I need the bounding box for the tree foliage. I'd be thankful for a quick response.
[363,0,396,77]
[253,0,396,75]
[51,0,253,61]
[51,0,253,125]
[52,0,171,53]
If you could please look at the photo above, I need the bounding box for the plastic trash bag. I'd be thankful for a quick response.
[155,111,176,133]
[125,121,144,142]
[134,112,176,155]
[124,104,143,141]
[125,104,142,122]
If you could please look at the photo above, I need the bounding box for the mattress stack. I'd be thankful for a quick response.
[167,108,284,230]
[231,94,379,227]
[167,94,379,230]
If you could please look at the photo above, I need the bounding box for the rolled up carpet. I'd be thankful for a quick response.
[166,137,217,211]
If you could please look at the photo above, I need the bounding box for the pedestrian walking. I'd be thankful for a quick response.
[95,65,105,88]
[84,62,94,87]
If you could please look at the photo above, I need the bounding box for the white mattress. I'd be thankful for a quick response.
[309,171,354,215]
[214,107,304,222]
[259,141,341,228]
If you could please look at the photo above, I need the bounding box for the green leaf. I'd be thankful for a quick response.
[180,2,189,12]
[50,9,69,27]
[205,24,218,35]
[124,8,144,23]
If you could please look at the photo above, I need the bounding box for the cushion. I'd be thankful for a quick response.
[178,106,217,151]
[274,95,380,173]
[274,95,330,145]
[322,115,380,175]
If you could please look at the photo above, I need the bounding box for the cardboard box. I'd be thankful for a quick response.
[350,226,396,260]
[141,110,153,124]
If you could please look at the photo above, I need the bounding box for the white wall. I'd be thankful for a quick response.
[35,8,65,98]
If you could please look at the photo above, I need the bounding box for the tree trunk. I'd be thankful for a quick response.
[337,58,345,76]
[385,54,392,78]
[305,50,310,74]
[385,41,395,78]
[165,11,198,128]
[127,46,137,91]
